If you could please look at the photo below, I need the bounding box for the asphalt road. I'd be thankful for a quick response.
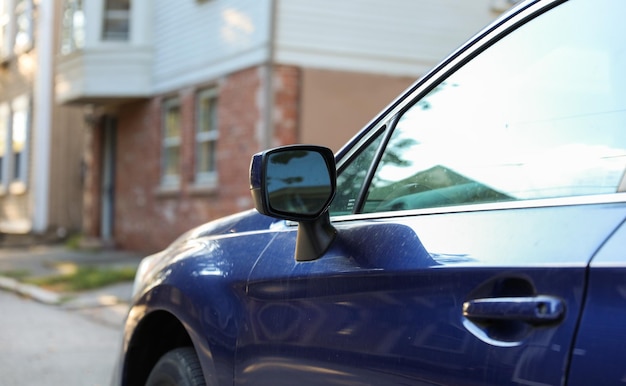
[0,290,123,386]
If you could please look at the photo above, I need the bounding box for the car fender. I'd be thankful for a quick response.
[120,229,280,385]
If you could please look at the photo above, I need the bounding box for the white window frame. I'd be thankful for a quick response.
[13,0,33,54]
[0,0,14,60]
[194,88,219,186]
[102,0,131,41]
[61,0,85,55]
[0,102,10,192]
[161,97,182,188]
[10,95,30,192]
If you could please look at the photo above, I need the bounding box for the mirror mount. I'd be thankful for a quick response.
[295,211,336,262]
[250,145,337,261]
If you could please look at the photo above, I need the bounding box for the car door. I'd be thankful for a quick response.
[237,206,625,386]
[236,0,626,384]
[566,220,626,385]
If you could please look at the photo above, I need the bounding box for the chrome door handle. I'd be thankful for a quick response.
[463,295,565,325]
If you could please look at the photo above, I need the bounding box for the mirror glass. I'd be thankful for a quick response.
[266,150,332,216]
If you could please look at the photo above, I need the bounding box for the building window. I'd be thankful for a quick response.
[13,0,33,54]
[61,0,84,55]
[102,0,130,41]
[11,95,29,186]
[0,103,9,190]
[0,97,30,193]
[195,88,219,186]
[161,97,181,187]
[0,0,12,59]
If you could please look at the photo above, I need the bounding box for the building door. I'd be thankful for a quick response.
[100,116,116,242]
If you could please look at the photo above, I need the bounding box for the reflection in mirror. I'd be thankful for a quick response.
[267,150,332,216]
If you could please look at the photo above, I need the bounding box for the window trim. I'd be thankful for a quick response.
[0,0,13,60]
[331,192,626,224]
[194,87,219,187]
[13,0,33,55]
[102,0,131,41]
[353,118,398,215]
[0,96,31,195]
[160,97,182,188]
[0,102,10,193]
[10,94,30,191]
[60,0,85,55]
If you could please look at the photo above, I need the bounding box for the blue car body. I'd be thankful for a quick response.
[115,0,626,384]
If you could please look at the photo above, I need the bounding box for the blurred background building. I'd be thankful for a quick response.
[0,0,85,244]
[0,0,518,252]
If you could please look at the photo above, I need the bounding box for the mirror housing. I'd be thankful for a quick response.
[250,145,337,261]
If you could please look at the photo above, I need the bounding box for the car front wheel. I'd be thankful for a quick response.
[146,347,206,386]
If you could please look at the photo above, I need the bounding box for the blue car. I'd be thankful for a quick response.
[114,0,626,384]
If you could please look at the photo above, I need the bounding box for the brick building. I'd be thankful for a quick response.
[54,0,504,253]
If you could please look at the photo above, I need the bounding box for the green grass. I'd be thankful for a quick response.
[0,269,31,280]
[25,266,137,292]
[64,234,83,250]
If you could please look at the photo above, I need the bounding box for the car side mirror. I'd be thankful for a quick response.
[250,145,337,261]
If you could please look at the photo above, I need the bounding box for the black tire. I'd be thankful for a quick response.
[146,347,206,386]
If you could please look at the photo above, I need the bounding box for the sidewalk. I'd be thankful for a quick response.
[0,244,144,326]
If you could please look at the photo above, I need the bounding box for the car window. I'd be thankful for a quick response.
[359,0,626,213]
[329,130,385,215]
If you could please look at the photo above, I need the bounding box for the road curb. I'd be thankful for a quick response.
[0,275,132,327]
[0,275,63,304]
[0,275,131,307]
